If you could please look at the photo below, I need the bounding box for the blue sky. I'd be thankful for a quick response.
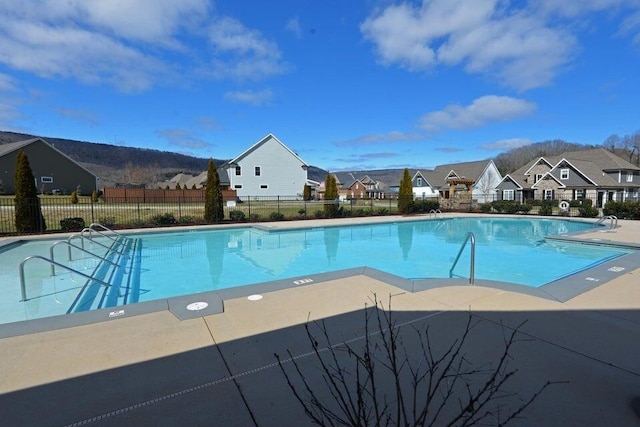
[0,0,639,171]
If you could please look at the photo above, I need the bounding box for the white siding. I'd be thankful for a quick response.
[229,136,307,198]
[473,162,503,203]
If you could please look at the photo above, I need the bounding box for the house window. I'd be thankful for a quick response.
[503,189,515,201]
[255,166,261,176]
[560,169,569,180]
[235,166,241,176]
[260,184,268,189]
[234,184,243,189]
[41,176,53,183]
[544,189,554,200]
[626,172,633,182]
[417,177,423,186]
[535,174,543,183]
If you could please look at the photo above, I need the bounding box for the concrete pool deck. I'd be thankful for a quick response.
[1,214,640,426]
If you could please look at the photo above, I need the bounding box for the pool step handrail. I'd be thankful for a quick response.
[80,227,127,247]
[594,215,618,230]
[449,232,476,285]
[88,223,130,240]
[19,256,111,301]
[49,240,120,276]
[429,209,442,218]
[75,230,127,254]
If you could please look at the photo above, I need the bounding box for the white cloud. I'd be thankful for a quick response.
[0,1,287,92]
[156,128,212,149]
[361,0,577,90]
[56,108,100,126]
[285,17,303,38]
[419,95,536,132]
[208,17,287,80]
[333,131,424,146]
[224,89,273,106]
[481,138,533,150]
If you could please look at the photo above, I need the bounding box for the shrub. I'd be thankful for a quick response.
[249,213,261,221]
[569,199,582,208]
[298,208,307,217]
[229,210,246,222]
[150,213,176,226]
[70,191,79,204]
[313,210,324,218]
[579,199,599,218]
[604,200,640,219]
[98,216,116,228]
[413,199,439,213]
[60,217,85,232]
[518,204,533,214]
[375,207,389,215]
[179,215,195,224]
[269,211,285,221]
[204,159,224,223]
[479,203,492,213]
[539,200,553,215]
[354,208,369,217]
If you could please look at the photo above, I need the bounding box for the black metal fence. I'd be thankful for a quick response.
[0,196,403,235]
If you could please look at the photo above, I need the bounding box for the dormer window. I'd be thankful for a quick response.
[560,169,569,180]
[535,174,542,183]
[417,177,423,186]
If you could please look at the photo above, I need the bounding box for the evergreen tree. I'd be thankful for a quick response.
[397,168,414,214]
[323,173,339,217]
[302,184,311,201]
[204,159,224,223]
[14,151,46,232]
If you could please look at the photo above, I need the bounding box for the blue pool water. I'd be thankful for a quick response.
[0,217,631,325]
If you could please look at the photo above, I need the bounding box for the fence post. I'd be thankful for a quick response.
[178,199,182,220]
[248,197,251,218]
[90,198,95,224]
[137,202,141,224]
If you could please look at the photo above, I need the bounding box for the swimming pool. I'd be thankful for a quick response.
[0,217,632,326]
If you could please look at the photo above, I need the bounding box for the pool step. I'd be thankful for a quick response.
[67,237,141,313]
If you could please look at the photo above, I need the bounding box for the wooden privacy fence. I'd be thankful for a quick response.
[103,188,237,203]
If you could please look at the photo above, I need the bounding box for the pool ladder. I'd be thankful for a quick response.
[19,223,131,301]
[449,232,475,285]
[594,215,617,230]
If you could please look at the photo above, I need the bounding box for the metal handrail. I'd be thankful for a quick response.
[594,215,618,230]
[74,231,126,254]
[89,223,130,240]
[80,227,126,246]
[49,241,120,276]
[19,256,111,301]
[429,209,442,217]
[449,232,476,285]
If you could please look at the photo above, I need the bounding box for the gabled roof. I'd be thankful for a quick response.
[222,133,308,168]
[551,158,597,186]
[558,148,640,171]
[531,172,566,189]
[411,171,432,187]
[0,138,99,178]
[523,157,554,176]
[418,159,496,189]
[498,174,523,190]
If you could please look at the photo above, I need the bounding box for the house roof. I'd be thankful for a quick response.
[221,134,308,168]
[419,159,495,189]
[507,148,638,189]
[0,138,99,178]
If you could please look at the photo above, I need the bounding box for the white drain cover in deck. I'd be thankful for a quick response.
[186,302,209,311]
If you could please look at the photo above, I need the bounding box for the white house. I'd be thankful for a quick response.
[221,134,309,199]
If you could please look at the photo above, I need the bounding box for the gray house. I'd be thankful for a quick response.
[220,134,309,199]
[0,138,99,195]
[496,148,640,207]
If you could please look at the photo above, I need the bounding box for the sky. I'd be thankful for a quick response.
[0,0,639,172]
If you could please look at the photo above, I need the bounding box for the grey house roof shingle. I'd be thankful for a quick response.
[504,148,639,190]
